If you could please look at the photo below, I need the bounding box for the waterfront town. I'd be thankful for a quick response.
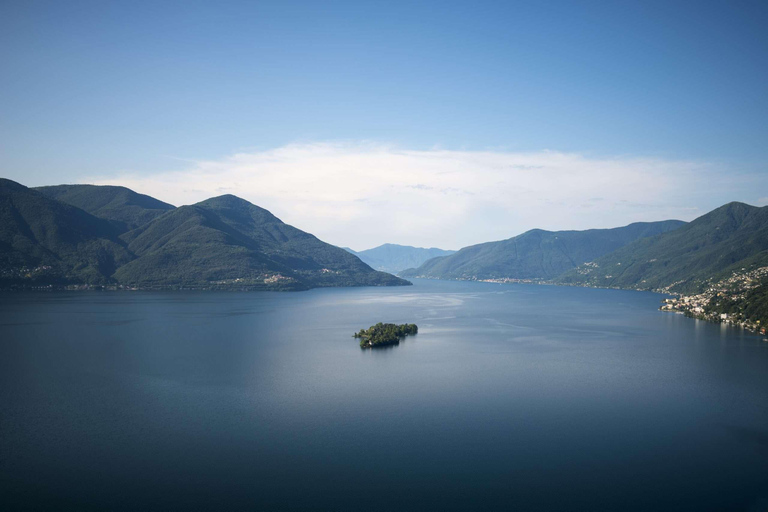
[660,266,768,336]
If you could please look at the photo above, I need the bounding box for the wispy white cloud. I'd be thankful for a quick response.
[86,141,759,250]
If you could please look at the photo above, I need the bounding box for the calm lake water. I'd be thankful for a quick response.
[1,279,767,511]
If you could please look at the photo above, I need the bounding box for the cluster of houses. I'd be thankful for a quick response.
[573,261,600,276]
[263,273,293,284]
[660,266,768,336]
[0,265,53,279]
[63,284,139,291]
[211,274,296,286]
[479,277,541,284]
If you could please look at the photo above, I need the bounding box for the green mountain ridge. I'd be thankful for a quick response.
[115,194,407,289]
[0,179,409,290]
[0,179,134,284]
[35,184,175,232]
[401,220,686,280]
[6,177,766,296]
[556,202,768,293]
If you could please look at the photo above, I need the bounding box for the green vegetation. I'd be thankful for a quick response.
[0,179,411,290]
[704,281,768,329]
[113,194,409,289]
[556,202,768,293]
[353,322,418,348]
[400,221,685,281]
[0,179,133,285]
[35,184,175,232]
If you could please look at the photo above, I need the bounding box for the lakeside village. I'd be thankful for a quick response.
[0,264,346,290]
[660,266,768,337]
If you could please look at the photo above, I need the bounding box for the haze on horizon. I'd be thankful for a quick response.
[2,0,767,250]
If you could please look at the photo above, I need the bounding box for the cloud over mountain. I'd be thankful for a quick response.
[86,142,764,249]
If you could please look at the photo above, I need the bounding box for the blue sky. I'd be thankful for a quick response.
[2,1,767,248]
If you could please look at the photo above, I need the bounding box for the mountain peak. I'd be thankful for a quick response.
[696,201,757,226]
[0,178,28,192]
[194,194,284,225]
[713,201,755,212]
[350,244,457,274]
[33,183,176,232]
[195,194,255,208]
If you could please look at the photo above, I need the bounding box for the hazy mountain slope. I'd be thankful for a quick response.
[35,184,175,232]
[115,194,410,289]
[0,179,134,284]
[556,202,768,293]
[401,220,686,280]
[344,244,456,273]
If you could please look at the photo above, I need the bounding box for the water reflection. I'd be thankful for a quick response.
[1,280,767,511]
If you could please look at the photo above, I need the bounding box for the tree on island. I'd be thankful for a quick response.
[353,323,418,348]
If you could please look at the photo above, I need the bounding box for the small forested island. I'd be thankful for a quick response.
[353,323,418,348]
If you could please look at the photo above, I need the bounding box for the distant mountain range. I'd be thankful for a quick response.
[343,244,455,274]
[0,179,409,290]
[555,202,768,293]
[400,220,686,281]
[401,201,768,299]
[5,177,767,299]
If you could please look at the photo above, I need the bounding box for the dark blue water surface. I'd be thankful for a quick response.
[1,279,767,511]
